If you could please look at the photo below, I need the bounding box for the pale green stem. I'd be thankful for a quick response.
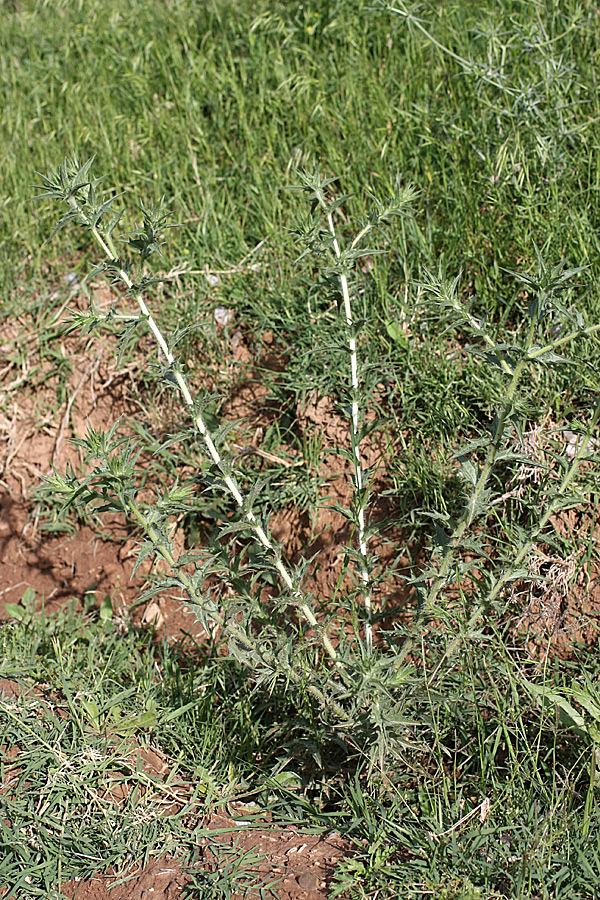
[388,2,519,96]
[529,322,600,359]
[428,397,600,678]
[68,196,338,664]
[419,311,540,618]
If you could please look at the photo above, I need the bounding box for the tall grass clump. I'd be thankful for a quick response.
[36,155,600,771]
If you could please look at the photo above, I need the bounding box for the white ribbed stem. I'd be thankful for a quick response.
[70,197,338,663]
[326,211,372,654]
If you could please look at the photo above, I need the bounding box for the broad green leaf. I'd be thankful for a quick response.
[385,321,408,346]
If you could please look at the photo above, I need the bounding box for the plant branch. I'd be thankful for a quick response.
[63,192,339,665]
[324,205,373,654]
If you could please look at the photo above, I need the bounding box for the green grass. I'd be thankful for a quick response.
[3,0,600,897]
[3,593,600,898]
[4,0,600,492]
[2,0,599,431]
[0,592,311,897]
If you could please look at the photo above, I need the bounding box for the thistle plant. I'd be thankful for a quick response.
[406,253,600,664]
[35,156,600,765]
[287,168,417,654]
[35,162,338,697]
[35,158,417,747]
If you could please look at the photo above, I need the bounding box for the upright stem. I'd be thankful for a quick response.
[432,397,600,673]
[68,195,338,664]
[419,313,539,619]
[325,208,373,653]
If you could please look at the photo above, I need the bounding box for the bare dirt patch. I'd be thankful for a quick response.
[509,509,600,657]
[0,294,210,638]
[59,819,348,900]
[60,859,189,900]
